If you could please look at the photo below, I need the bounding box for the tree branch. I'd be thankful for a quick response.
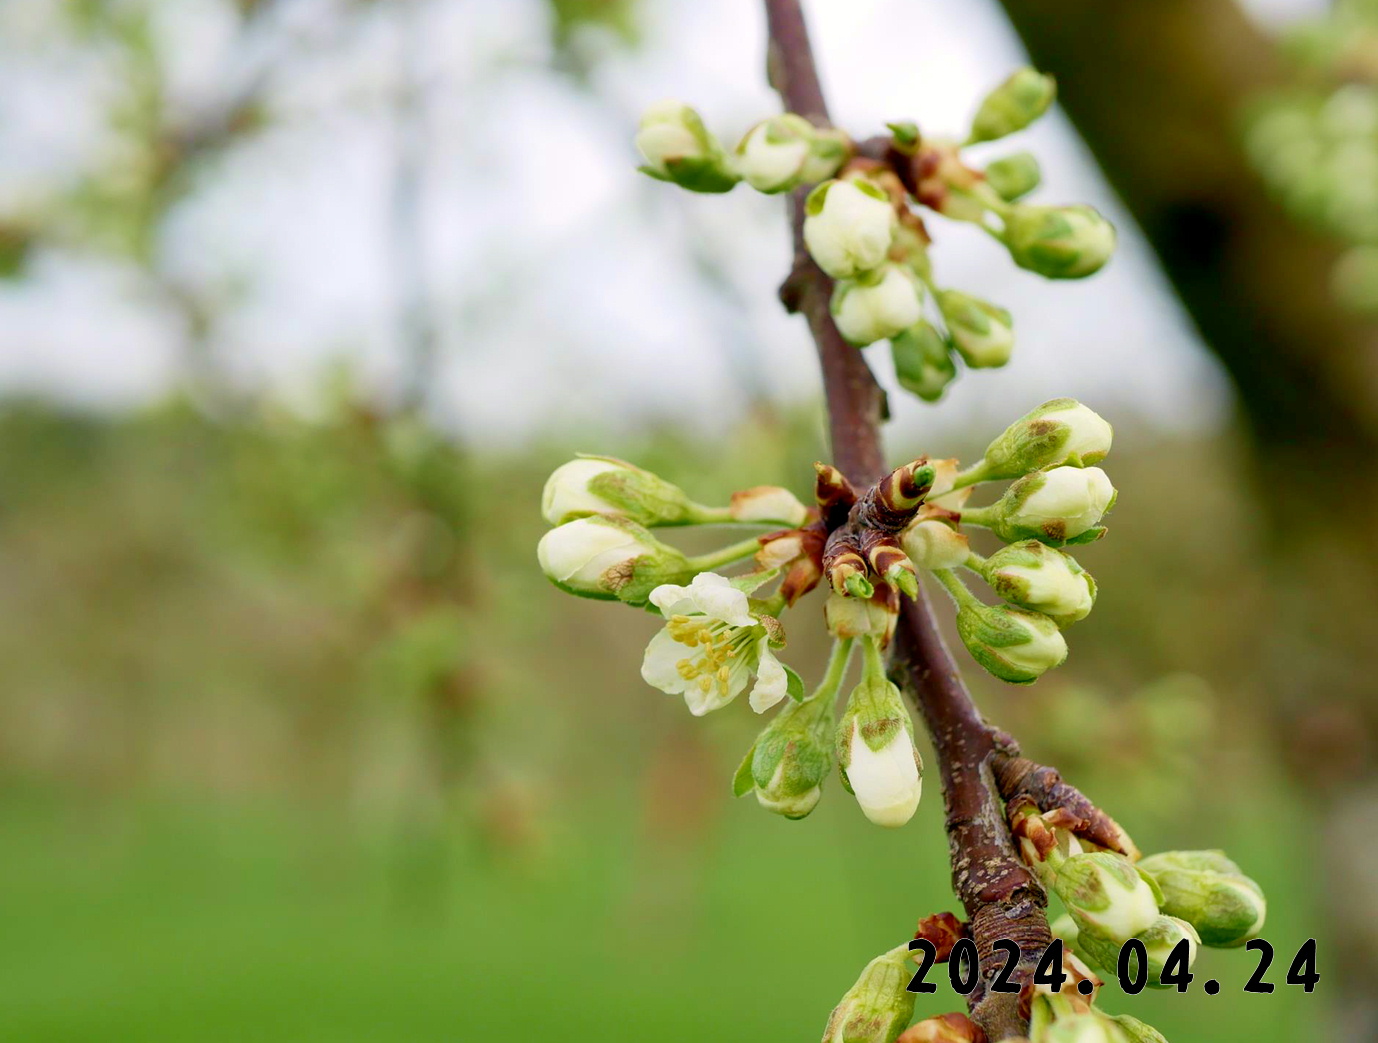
[762,2,1049,1037]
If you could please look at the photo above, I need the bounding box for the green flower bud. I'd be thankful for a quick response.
[978,398,1114,479]
[956,601,1067,684]
[804,177,897,279]
[984,541,1096,627]
[821,944,918,1043]
[1138,850,1267,948]
[1075,915,1199,988]
[832,264,925,346]
[969,68,1057,144]
[1108,1015,1168,1043]
[734,694,833,819]
[891,321,958,402]
[1002,204,1116,280]
[537,515,691,604]
[1029,995,1130,1043]
[980,466,1117,546]
[984,151,1042,201]
[936,290,1013,368]
[542,456,692,526]
[1053,851,1160,944]
[635,100,739,193]
[735,113,848,193]
[900,519,970,571]
[836,674,922,828]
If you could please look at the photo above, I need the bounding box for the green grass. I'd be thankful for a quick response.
[0,779,1320,1043]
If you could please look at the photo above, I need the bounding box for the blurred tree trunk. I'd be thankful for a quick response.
[995,1,1378,1037]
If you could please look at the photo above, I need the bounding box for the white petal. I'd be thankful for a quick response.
[640,628,691,695]
[847,729,922,828]
[748,643,789,713]
[685,572,754,627]
[648,582,695,618]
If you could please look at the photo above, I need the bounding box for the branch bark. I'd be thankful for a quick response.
[763,2,1049,1037]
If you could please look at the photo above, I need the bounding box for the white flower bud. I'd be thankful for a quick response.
[803,178,897,279]
[900,519,970,570]
[635,100,739,193]
[936,290,1013,368]
[978,399,1114,479]
[729,484,808,526]
[1138,850,1267,948]
[734,113,847,193]
[984,541,1096,627]
[891,321,958,402]
[832,264,924,346]
[984,151,1041,201]
[541,456,692,526]
[822,944,918,1043]
[988,466,1116,546]
[1002,204,1116,280]
[1075,915,1199,989]
[1054,851,1160,944]
[537,516,688,604]
[824,593,898,644]
[836,676,922,828]
[956,601,1068,684]
[969,67,1057,144]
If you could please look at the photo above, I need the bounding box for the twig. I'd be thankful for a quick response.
[762,2,1050,1036]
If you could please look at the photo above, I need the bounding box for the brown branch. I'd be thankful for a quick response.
[992,752,1138,859]
[762,1,1049,1038]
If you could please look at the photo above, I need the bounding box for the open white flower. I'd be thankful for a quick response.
[640,572,791,716]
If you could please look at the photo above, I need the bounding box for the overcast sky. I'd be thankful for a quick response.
[0,0,1331,447]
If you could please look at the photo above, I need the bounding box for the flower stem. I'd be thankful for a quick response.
[860,633,887,681]
[684,503,736,525]
[932,567,983,611]
[957,505,995,528]
[686,535,764,572]
[809,637,854,705]
[950,460,991,492]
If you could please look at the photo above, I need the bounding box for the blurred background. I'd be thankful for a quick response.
[0,0,1374,1040]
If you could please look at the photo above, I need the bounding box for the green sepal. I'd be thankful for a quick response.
[785,665,806,703]
[732,742,757,797]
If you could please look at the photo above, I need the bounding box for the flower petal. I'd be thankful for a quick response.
[648,582,696,618]
[640,628,691,695]
[686,572,754,627]
[748,641,789,713]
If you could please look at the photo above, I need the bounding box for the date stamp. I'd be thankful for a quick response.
[905,937,1319,996]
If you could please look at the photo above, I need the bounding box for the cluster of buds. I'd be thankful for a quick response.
[636,68,1117,402]
[1013,798,1267,992]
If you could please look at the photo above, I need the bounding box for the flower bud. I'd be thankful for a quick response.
[1074,915,1199,989]
[1053,851,1160,944]
[897,1013,984,1043]
[735,113,847,193]
[978,399,1114,479]
[804,178,897,279]
[836,675,922,828]
[969,68,1057,144]
[833,264,925,346]
[735,697,833,819]
[1002,205,1116,280]
[983,467,1116,546]
[1138,850,1267,948]
[1035,1010,1128,1043]
[984,152,1041,202]
[891,321,958,402]
[822,944,919,1043]
[635,100,739,193]
[984,541,1096,627]
[1107,1016,1167,1043]
[541,456,692,526]
[537,516,690,604]
[936,290,1014,368]
[900,519,970,571]
[956,602,1067,684]
[729,485,809,526]
[825,592,898,646]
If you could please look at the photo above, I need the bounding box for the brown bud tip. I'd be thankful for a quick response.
[897,1012,987,1043]
[813,462,857,527]
[913,912,969,962]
